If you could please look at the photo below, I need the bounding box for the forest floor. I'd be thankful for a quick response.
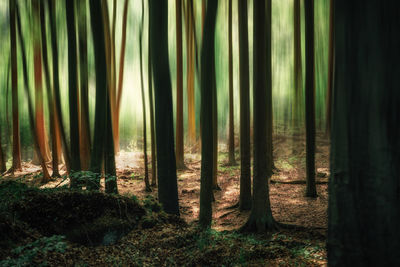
[0,132,329,266]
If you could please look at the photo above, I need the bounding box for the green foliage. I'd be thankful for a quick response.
[0,235,67,267]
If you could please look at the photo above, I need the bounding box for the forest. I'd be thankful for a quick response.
[0,0,399,266]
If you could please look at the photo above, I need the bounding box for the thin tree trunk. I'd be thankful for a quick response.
[176,0,185,169]
[199,0,218,228]
[78,0,91,170]
[48,0,71,174]
[16,3,51,182]
[32,0,51,166]
[305,0,317,198]
[293,0,303,132]
[227,0,236,166]
[186,0,196,146]
[238,0,251,211]
[111,0,118,153]
[9,0,22,172]
[0,131,6,173]
[148,10,157,186]
[150,0,180,215]
[140,0,151,192]
[40,0,60,177]
[116,0,129,153]
[241,0,276,233]
[325,0,334,136]
[66,0,81,179]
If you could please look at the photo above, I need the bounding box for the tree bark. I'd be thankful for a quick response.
[186,0,196,146]
[293,0,303,131]
[304,0,317,198]
[9,0,22,172]
[150,0,180,215]
[227,0,236,166]
[78,0,91,170]
[66,0,81,179]
[238,0,251,211]
[241,0,276,233]
[199,0,218,228]
[176,0,185,169]
[328,1,400,265]
[48,0,71,174]
[325,0,334,136]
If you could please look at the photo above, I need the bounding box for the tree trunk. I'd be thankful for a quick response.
[140,0,151,192]
[16,3,51,182]
[32,0,51,166]
[186,0,196,146]
[9,0,22,172]
[227,0,236,166]
[0,131,6,173]
[241,0,276,233]
[293,0,303,132]
[325,0,334,136]
[40,0,60,177]
[66,0,81,180]
[328,1,400,265]
[150,0,180,215]
[48,0,71,174]
[148,9,157,186]
[238,0,251,211]
[116,0,129,153]
[199,0,218,228]
[176,0,185,169]
[78,0,91,171]
[304,0,317,198]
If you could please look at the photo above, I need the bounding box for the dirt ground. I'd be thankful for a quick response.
[1,132,330,266]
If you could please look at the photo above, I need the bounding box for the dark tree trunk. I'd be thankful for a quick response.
[304,0,317,198]
[150,0,180,215]
[9,0,22,172]
[40,0,60,177]
[325,0,334,136]
[293,0,303,131]
[66,0,81,179]
[238,0,251,211]
[140,0,151,192]
[328,1,400,266]
[227,0,236,166]
[148,10,157,186]
[176,0,185,169]
[78,0,91,171]
[0,131,5,173]
[199,0,218,228]
[48,0,71,174]
[241,0,276,233]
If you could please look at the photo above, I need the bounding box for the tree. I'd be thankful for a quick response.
[199,0,218,228]
[150,0,180,215]
[66,0,81,179]
[9,0,22,172]
[88,0,118,194]
[32,0,51,165]
[185,0,196,146]
[293,0,303,131]
[40,0,60,177]
[238,0,251,211]
[16,2,51,182]
[0,131,5,173]
[328,2,400,266]
[241,0,276,233]
[48,0,71,174]
[139,0,151,192]
[116,0,129,154]
[176,0,184,169]
[325,0,334,136]
[78,0,91,170]
[227,0,236,166]
[304,0,317,198]
[148,7,157,186]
